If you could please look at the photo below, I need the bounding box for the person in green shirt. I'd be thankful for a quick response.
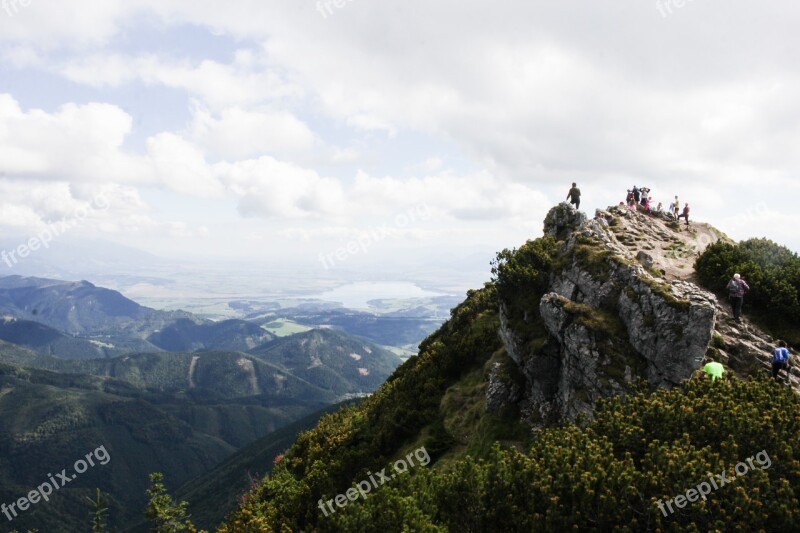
[703,361,725,381]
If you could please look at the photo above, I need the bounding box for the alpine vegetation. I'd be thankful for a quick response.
[656,450,772,517]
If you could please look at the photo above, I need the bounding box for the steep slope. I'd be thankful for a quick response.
[214,203,800,532]
[490,204,719,422]
[219,286,505,531]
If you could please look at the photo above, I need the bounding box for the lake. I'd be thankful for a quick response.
[313,281,446,309]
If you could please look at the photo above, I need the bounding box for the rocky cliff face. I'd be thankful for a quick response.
[489,203,719,423]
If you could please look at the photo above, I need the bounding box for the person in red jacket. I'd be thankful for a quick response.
[726,273,750,323]
[677,203,690,225]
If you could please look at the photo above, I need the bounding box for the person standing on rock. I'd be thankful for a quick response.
[672,196,680,218]
[772,340,791,382]
[566,182,581,209]
[726,273,750,323]
[677,203,690,225]
[639,187,650,206]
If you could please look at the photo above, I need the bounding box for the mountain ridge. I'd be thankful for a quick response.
[211,203,800,532]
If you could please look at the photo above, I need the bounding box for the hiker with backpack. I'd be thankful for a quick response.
[726,273,750,323]
[566,183,581,209]
[772,340,791,381]
[633,186,641,204]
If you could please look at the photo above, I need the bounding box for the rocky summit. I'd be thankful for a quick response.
[489,202,797,424]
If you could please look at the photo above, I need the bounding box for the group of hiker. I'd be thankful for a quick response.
[567,183,692,226]
[625,186,691,226]
[625,186,652,212]
[565,184,792,385]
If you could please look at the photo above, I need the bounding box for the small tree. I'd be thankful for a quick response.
[145,473,202,533]
[87,488,109,533]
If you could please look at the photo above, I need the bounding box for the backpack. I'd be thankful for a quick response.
[774,347,789,364]
[728,279,741,295]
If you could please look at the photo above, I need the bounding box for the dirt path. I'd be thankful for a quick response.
[605,206,799,391]
[607,206,729,281]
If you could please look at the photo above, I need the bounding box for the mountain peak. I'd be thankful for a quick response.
[491,203,723,422]
[489,203,798,424]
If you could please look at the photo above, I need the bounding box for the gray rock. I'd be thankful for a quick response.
[636,251,654,270]
[544,202,587,240]
[491,203,718,423]
[486,360,522,414]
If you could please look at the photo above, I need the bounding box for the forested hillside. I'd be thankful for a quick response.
[203,205,800,532]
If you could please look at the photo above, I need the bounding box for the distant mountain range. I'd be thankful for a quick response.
[0,275,403,532]
[146,317,273,352]
[0,275,168,335]
[0,275,275,355]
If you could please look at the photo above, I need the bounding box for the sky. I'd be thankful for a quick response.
[1,1,799,284]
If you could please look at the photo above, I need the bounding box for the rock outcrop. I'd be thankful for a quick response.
[491,203,719,423]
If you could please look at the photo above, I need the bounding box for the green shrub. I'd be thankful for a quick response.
[490,236,558,341]
[290,378,800,532]
[696,238,800,343]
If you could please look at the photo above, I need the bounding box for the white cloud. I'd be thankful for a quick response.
[58,51,301,110]
[0,94,149,183]
[216,156,346,219]
[146,132,224,197]
[0,0,131,48]
[0,179,147,235]
[169,221,209,238]
[2,0,800,259]
[188,104,315,160]
[349,170,551,221]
